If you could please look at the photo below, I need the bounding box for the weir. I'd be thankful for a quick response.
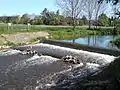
[1,40,119,90]
[33,43,116,65]
[13,41,116,65]
[39,39,120,57]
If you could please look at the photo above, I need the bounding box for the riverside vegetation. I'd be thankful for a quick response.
[110,37,120,48]
[0,6,120,48]
[0,25,119,47]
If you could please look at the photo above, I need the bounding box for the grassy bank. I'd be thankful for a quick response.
[0,24,115,34]
[0,24,119,47]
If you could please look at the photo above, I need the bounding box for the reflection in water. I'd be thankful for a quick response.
[63,35,119,49]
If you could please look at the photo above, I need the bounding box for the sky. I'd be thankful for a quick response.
[0,0,59,16]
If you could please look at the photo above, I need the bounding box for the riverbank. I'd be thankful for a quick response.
[0,25,119,48]
[0,31,49,47]
[0,46,10,50]
[110,37,120,48]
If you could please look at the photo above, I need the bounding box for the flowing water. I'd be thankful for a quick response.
[0,43,116,90]
[63,35,119,49]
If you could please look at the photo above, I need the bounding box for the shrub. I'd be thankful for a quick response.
[110,37,120,48]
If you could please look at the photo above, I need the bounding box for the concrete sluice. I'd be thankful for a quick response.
[0,43,116,90]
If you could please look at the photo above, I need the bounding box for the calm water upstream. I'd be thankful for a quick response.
[63,35,119,50]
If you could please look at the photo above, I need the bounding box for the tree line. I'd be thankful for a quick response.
[0,9,117,27]
[0,0,119,29]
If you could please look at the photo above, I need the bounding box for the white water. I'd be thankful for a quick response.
[24,54,59,66]
[6,54,59,73]
[34,62,101,89]
[0,49,21,56]
[0,44,117,89]
[32,43,116,65]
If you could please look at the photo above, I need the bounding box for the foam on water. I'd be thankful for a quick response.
[25,54,59,65]
[6,54,59,72]
[32,43,116,65]
[0,49,21,56]
[60,63,100,78]
[0,43,117,89]
[34,62,101,89]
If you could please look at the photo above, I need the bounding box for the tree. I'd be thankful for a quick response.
[58,15,66,25]
[56,10,60,15]
[81,15,88,25]
[84,0,96,29]
[84,0,105,29]
[108,17,114,26]
[30,17,43,25]
[98,13,109,26]
[99,0,119,5]
[41,8,52,25]
[57,0,85,30]
[20,14,30,24]
[94,1,106,29]
[41,8,48,18]
[41,8,67,25]
[12,15,21,24]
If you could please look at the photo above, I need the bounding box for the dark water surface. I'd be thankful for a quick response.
[0,52,71,90]
[0,44,116,90]
[63,35,119,49]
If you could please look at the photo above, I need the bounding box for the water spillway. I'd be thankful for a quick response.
[0,43,117,90]
[20,43,115,65]
[40,39,120,56]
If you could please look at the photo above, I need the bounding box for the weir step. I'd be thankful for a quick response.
[40,39,120,57]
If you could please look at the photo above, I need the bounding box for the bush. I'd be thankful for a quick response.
[110,37,120,48]
[4,41,16,46]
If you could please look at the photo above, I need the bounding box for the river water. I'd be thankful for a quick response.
[63,35,119,50]
[0,43,116,90]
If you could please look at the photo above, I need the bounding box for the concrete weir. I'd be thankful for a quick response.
[1,40,119,90]
[33,43,116,65]
[12,40,117,65]
[40,39,120,57]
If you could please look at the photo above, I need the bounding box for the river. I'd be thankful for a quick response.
[0,43,116,90]
[63,35,119,50]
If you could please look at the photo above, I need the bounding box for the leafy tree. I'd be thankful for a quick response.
[41,8,48,18]
[41,8,65,25]
[41,8,50,25]
[108,17,114,26]
[98,13,109,26]
[30,17,43,25]
[66,17,73,25]
[79,19,84,26]
[20,14,30,24]
[58,15,67,25]
[81,16,88,25]
[56,10,60,15]
[12,16,21,24]
[36,18,43,25]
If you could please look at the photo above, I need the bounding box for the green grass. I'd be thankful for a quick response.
[49,29,95,40]
[0,24,115,34]
[0,24,119,44]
